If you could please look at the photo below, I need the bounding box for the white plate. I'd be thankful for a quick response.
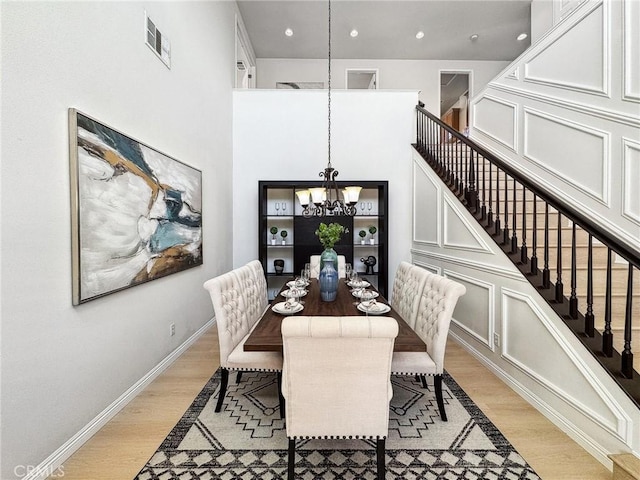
[286,280,309,288]
[272,301,304,315]
[357,302,391,315]
[347,280,370,288]
[281,289,308,298]
[351,290,379,299]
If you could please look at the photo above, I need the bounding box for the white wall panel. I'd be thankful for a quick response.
[413,161,440,247]
[526,2,607,95]
[523,107,610,204]
[502,289,628,440]
[623,0,640,102]
[443,196,492,252]
[622,138,640,223]
[445,270,494,349]
[473,96,518,151]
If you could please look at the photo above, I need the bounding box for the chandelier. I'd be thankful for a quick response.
[295,0,361,218]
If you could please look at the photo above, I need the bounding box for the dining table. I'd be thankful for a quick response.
[243,278,426,352]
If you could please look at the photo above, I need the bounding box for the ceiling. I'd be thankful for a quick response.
[236,0,532,61]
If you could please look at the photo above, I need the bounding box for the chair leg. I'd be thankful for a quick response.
[420,374,428,389]
[215,368,229,413]
[434,374,447,421]
[288,438,295,479]
[277,371,285,419]
[376,438,385,480]
[236,371,243,384]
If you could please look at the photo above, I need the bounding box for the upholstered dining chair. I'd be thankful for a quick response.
[390,261,428,329]
[203,269,283,414]
[281,315,398,480]
[247,259,269,309]
[391,271,466,421]
[309,254,346,278]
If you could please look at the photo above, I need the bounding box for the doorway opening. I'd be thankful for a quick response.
[440,71,470,138]
[346,69,379,89]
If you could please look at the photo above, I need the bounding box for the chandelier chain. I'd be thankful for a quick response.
[327,0,331,169]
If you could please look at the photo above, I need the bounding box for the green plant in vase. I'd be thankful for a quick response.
[280,229,288,245]
[270,226,278,245]
[368,225,377,245]
[359,229,367,245]
[314,222,346,302]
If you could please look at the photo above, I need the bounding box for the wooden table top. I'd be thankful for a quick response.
[244,279,426,352]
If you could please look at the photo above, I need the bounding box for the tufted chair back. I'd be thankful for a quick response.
[247,260,268,308]
[413,272,466,374]
[309,255,347,279]
[281,315,398,439]
[203,270,251,368]
[233,264,265,328]
[390,262,428,329]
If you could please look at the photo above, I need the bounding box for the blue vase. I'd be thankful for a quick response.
[319,254,339,302]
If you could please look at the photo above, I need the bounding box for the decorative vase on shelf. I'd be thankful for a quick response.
[319,252,338,302]
[274,259,284,275]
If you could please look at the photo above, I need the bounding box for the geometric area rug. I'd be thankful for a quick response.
[135,368,541,479]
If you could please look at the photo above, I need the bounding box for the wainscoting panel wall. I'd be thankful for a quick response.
[412,161,440,247]
[411,151,640,466]
[470,0,640,251]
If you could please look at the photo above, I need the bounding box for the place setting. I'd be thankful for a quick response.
[272,267,310,315]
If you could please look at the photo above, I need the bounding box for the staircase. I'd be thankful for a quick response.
[415,106,640,406]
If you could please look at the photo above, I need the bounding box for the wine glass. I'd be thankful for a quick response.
[275,202,280,216]
[360,289,375,316]
[345,263,352,281]
[367,202,372,214]
[360,202,366,215]
[282,202,287,216]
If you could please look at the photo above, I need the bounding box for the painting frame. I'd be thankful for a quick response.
[69,108,203,305]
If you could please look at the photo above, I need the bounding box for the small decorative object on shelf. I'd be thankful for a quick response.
[368,225,377,245]
[359,229,367,245]
[361,255,377,275]
[280,229,288,245]
[270,226,278,245]
[274,259,284,275]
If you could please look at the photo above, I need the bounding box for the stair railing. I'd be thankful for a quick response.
[415,105,640,406]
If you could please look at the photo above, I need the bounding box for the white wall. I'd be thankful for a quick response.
[256,58,509,115]
[232,89,419,290]
[471,0,640,254]
[0,2,237,477]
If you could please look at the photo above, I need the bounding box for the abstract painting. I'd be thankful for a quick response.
[69,109,202,305]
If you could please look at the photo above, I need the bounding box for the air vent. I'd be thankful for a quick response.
[145,12,171,69]
[237,61,247,71]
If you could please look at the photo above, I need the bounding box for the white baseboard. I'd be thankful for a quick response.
[448,329,614,471]
[24,318,216,480]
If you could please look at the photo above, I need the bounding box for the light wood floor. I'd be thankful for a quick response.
[52,325,611,480]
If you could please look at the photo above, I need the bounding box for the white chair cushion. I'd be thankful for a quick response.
[390,261,427,330]
[390,351,437,375]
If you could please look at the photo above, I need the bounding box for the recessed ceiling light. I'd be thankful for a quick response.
[350,29,358,38]
[416,31,425,39]
[285,28,293,37]
[469,34,479,41]
[517,33,528,41]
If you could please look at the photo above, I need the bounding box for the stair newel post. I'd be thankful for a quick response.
[621,264,634,379]
[503,173,510,246]
[511,178,518,253]
[555,213,564,303]
[569,222,578,318]
[542,203,551,289]
[603,248,613,357]
[416,108,421,152]
[520,187,528,264]
[585,234,595,337]
[530,194,538,274]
